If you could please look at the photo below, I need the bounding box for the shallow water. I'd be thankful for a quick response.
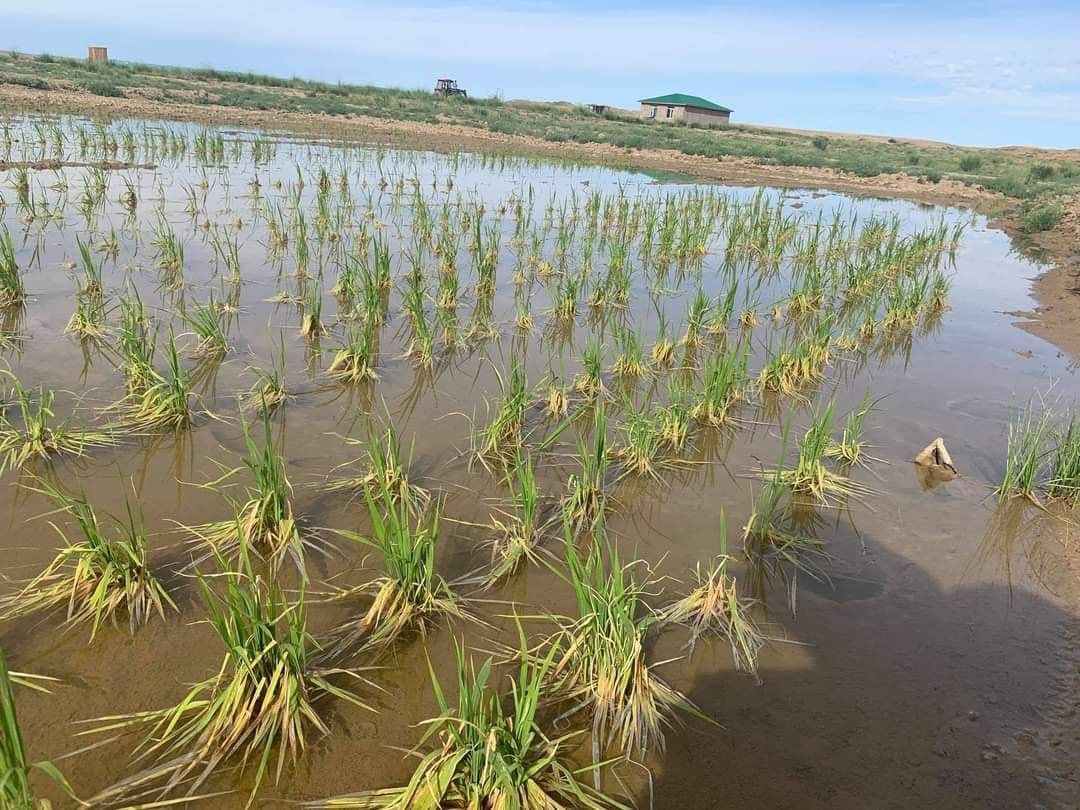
[0,115,1077,808]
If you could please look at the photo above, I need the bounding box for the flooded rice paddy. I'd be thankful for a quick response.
[0,116,1077,808]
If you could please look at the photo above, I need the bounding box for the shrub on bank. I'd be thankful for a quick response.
[1019,202,1063,234]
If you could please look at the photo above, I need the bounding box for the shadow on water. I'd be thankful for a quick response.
[646,497,1080,809]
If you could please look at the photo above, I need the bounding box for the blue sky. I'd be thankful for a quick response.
[5,0,1079,148]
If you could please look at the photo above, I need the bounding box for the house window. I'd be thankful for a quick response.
[648,106,656,118]
[665,106,674,119]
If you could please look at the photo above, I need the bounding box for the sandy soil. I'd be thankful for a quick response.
[1,83,1078,359]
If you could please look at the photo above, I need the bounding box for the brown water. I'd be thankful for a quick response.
[1,115,1078,808]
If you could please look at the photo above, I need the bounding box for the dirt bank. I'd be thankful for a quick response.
[1,83,1077,359]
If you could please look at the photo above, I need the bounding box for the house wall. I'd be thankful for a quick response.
[683,107,731,126]
[640,102,681,120]
[639,103,730,125]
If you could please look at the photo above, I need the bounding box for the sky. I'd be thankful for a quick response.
[4,0,1079,148]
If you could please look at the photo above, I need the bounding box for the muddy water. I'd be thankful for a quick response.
[0,115,1078,808]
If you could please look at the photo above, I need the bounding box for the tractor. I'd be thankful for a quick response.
[434,78,467,98]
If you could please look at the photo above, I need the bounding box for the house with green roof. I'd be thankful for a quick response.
[639,93,732,126]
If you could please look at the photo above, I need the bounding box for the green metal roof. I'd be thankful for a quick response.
[639,93,732,113]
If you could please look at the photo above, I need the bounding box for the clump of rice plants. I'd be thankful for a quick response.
[546,518,704,761]
[115,284,156,393]
[328,320,379,384]
[1047,411,1080,502]
[550,274,579,324]
[767,404,859,503]
[485,451,545,585]
[65,289,107,341]
[85,547,372,806]
[825,391,875,467]
[743,465,826,616]
[0,377,116,474]
[301,281,324,339]
[310,630,625,810]
[757,321,832,397]
[609,328,648,379]
[326,420,428,510]
[243,336,289,413]
[183,293,229,356]
[564,405,610,530]
[692,342,749,428]
[615,399,663,479]
[0,480,175,638]
[681,288,710,349]
[1,650,75,809]
[996,401,1053,505]
[542,377,570,420]
[650,312,676,368]
[64,238,107,340]
[0,225,27,308]
[475,361,528,464]
[660,511,764,673]
[187,405,306,570]
[573,340,607,399]
[330,482,463,652]
[657,383,693,453]
[151,216,185,281]
[109,330,195,431]
[927,269,952,313]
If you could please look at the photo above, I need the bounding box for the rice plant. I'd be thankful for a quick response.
[564,404,610,531]
[615,399,663,479]
[0,480,175,638]
[85,547,372,806]
[301,281,324,339]
[996,401,1053,505]
[657,383,693,453]
[609,328,648,379]
[0,377,116,474]
[1,649,74,810]
[743,456,826,616]
[682,288,710,348]
[1047,411,1080,502]
[184,293,229,356]
[546,518,704,761]
[325,420,428,510]
[151,216,185,283]
[330,481,463,652]
[650,316,676,369]
[309,630,625,810]
[692,342,749,428]
[115,284,156,393]
[0,225,26,308]
[660,510,764,672]
[476,361,528,463]
[328,320,379,384]
[826,391,875,467]
[243,335,289,413]
[74,237,103,298]
[187,405,306,570]
[542,377,570,420]
[485,451,545,584]
[573,340,607,399]
[65,240,107,340]
[110,330,195,431]
[767,403,859,503]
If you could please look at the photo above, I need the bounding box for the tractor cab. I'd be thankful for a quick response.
[434,78,467,98]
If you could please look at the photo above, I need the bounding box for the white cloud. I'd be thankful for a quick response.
[7,0,1080,124]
